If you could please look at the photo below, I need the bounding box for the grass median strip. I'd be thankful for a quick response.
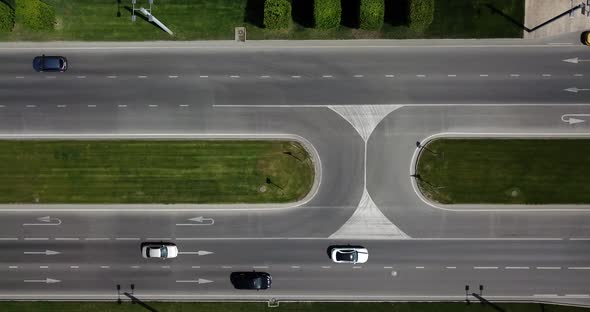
[0,140,314,204]
[416,139,590,205]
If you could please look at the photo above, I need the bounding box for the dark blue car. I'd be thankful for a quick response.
[32,55,68,72]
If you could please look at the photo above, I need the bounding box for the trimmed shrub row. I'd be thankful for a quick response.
[0,1,15,32]
[313,0,340,29]
[409,0,434,32]
[15,0,55,31]
[360,0,384,30]
[264,0,291,29]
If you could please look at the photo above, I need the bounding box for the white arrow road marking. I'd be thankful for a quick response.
[23,250,61,256]
[563,57,590,64]
[23,216,62,226]
[24,278,61,284]
[564,87,590,93]
[175,278,213,284]
[176,216,214,226]
[561,114,590,125]
[178,250,214,256]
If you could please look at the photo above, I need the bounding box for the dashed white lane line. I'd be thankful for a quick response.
[321,266,331,269]
[506,266,530,270]
[199,75,209,78]
[415,266,425,269]
[385,74,395,78]
[354,74,364,78]
[291,266,301,269]
[131,266,140,269]
[384,266,393,269]
[416,74,426,78]
[221,266,232,269]
[542,74,551,77]
[179,104,189,107]
[115,238,140,241]
[138,75,147,79]
[25,105,36,108]
[161,266,170,269]
[536,266,561,270]
[568,267,590,270]
[291,75,301,78]
[57,105,67,108]
[146,238,171,241]
[87,104,96,108]
[70,266,79,269]
[107,76,117,79]
[55,238,79,241]
[353,266,363,269]
[447,74,457,77]
[259,75,271,79]
[24,238,48,241]
[322,75,333,78]
[85,238,110,241]
[191,266,201,269]
[9,266,18,269]
[569,238,590,240]
[253,266,269,269]
[510,74,520,77]
[574,74,584,77]
[0,105,4,108]
[76,76,86,79]
[0,238,18,240]
[534,294,559,297]
[100,266,110,269]
[479,74,489,77]
[148,104,158,108]
[15,76,24,79]
[168,75,179,78]
[229,75,240,78]
[40,266,49,269]
[565,294,590,297]
[446,266,456,269]
[117,104,127,108]
[45,76,56,79]
[474,266,498,269]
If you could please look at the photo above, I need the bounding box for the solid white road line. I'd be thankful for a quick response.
[536,267,561,270]
[505,266,530,269]
[568,267,590,270]
[0,238,18,240]
[569,238,590,240]
[533,294,559,297]
[474,266,498,269]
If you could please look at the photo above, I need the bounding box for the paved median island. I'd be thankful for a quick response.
[0,140,314,204]
[416,138,590,205]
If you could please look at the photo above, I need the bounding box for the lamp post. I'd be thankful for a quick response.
[416,141,438,156]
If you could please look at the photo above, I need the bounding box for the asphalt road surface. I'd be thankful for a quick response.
[0,35,589,304]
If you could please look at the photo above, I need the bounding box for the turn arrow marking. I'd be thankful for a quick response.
[23,250,61,256]
[561,114,590,125]
[24,278,61,284]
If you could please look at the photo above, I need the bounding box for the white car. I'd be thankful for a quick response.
[141,242,178,259]
[330,247,369,264]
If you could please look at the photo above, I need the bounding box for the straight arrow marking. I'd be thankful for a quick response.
[24,278,61,284]
[176,216,214,226]
[175,278,213,284]
[563,57,590,64]
[564,87,590,93]
[178,250,214,256]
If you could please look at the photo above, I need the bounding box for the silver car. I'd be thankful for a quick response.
[141,242,178,259]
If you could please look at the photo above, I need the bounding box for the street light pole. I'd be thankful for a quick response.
[416,141,438,156]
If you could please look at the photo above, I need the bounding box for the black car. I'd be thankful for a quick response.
[230,271,272,290]
[32,55,68,72]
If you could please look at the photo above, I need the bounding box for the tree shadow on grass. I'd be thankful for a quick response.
[292,0,314,28]
[384,0,409,26]
[244,0,265,28]
[341,0,359,28]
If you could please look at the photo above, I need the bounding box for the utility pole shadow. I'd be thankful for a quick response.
[124,292,158,312]
[484,3,584,33]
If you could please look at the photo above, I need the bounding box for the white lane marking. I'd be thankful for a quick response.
[46,76,56,79]
[55,238,79,241]
[40,266,49,269]
[191,266,201,269]
[87,105,96,108]
[0,105,4,108]
[0,238,18,240]
[148,104,158,108]
[322,75,333,78]
[533,294,559,297]
[76,76,86,79]
[506,266,529,270]
[221,266,232,269]
[479,74,489,77]
[291,266,301,269]
[179,104,189,107]
[24,238,48,241]
[474,266,498,269]
[321,266,331,269]
[117,105,127,108]
[542,74,551,77]
[131,266,140,269]
[447,74,457,77]
[574,74,584,77]
[568,267,590,270]
[291,75,301,78]
[548,42,573,45]
[146,238,171,241]
[8,266,18,269]
[536,266,561,270]
[384,266,393,269]
[138,75,147,79]
[161,266,170,269]
[57,105,66,108]
[115,238,140,241]
[565,294,590,297]
[446,266,456,269]
[510,74,520,77]
[569,238,590,240]
[253,266,268,269]
[25,105,36,108]
[15,76,24,79]
[107,76,117,79]
[229,75,240,78]
[416,74,426,77]
[100,266,110,269]
[199,75,209,78]
[385,74,395,78]
[354,74,364,78]
[415,266,424,269]
[85,238,109,241]
[259,75,271,79]
[70,266,79,269]
[168,75,178,78]
[353,266,362,269]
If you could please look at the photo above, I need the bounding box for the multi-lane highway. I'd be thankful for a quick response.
[0,33,590,304]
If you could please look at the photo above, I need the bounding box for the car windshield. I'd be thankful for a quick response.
[44,57,61,70]
[160,246,168,258]
[336,250,357,262]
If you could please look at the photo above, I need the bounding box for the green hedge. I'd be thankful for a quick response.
[314,0,341,29]
[0,1,15,32]
[15,0,55,31]
[359,0,384,30]
[264,0,291,29]
[409,0,434,33]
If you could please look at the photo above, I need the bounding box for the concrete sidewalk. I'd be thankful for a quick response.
[525,0,590,39]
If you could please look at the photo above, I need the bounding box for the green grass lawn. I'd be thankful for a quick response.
[0,0,524,41]
[416,139,590,204]
[0,302,585,312]
[0,140,314,204]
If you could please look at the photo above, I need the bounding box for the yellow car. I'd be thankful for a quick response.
[583,31,590,46]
